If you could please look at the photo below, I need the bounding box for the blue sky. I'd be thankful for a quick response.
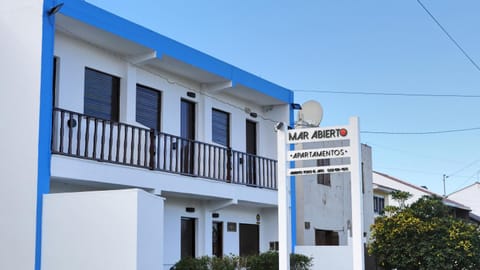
[87,0,480,195]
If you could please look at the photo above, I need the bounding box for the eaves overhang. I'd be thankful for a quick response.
[57,0,293,106]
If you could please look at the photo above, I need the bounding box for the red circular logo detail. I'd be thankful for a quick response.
[340,129,348,137]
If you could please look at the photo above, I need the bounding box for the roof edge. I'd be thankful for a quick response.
[59,0,293,104]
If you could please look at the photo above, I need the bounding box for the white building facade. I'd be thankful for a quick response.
[294,142,374,270]
[448,182,480,218]
[295,144,374,246]
[1,1,296,269]
[372,171,470,219]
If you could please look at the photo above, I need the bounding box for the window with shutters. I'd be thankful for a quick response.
[136,84,161,131]
[212,109,230,147]
[84,67,120,121]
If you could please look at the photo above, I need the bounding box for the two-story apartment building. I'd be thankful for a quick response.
[1,1,296,269]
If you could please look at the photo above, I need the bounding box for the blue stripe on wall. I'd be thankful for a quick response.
[289,97,297,252]
[35,1,55,269]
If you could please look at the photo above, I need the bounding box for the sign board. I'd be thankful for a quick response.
[287,125,350,144]
[287,125,352,176]
[288,165,350,176]
[288,146,350,161]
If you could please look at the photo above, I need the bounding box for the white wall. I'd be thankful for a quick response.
[0,1,44,269]
[296,244,353,270]
[54,33,285,158]
[295,144,373,246]
[294,141,349,245]
[42,189,164,270]
[449,183,480,216]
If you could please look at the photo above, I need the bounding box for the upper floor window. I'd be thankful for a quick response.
[212,108,230,147]
[317,159,331,186]
[84,67,120,121]
[136,84,161,131]
[373,195,385,214]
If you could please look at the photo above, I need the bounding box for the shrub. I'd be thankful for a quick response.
[170,252,312,270]
[210,255,238,270]
[290,253,313,270]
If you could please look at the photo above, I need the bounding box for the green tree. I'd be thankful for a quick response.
[369,195,480,270]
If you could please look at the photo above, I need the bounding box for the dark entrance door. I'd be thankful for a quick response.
[180,99,195,174]
[239,223,259,257]
[212,221,223,257]
[246,120,257,185]
[181,217,195,258]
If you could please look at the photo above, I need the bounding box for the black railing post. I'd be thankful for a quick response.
[226,148,232,182]
[149,128,156,170]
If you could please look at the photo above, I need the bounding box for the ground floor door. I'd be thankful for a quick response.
[181,217,195,258]
[239,223,259,256]
[212,221,223,257]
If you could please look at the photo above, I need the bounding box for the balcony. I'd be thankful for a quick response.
[51,108,277,190]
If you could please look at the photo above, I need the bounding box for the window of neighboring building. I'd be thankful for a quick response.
[315,229,339,246]
[373,195,385,214]
[136,84,161,131]
[269,241,279,251]
[84,67,120,121]
[212,109,230,147]
[317,159,331,186]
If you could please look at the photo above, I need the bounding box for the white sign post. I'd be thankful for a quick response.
[276,123,290,270]
[284,117,364,270]
[348,117,365,270]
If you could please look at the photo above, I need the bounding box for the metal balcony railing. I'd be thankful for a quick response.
[51,108,277,189]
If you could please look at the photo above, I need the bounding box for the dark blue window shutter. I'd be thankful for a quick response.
[212,109,229,147]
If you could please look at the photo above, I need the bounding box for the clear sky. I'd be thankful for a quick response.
[87,0,480,196]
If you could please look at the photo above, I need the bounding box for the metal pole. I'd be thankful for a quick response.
[276,123,290,270]
[443,174,447,197]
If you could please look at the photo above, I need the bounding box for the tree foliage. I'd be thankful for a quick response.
[369,195,480,270]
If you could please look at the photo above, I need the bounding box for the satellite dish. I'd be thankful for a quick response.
[297,100,323,127]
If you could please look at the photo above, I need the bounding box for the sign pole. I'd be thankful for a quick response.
[349,117,365,270]
[277,123,290,270]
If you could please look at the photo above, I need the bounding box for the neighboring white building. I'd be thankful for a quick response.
[448,182,480,218]
[1,1,296,270]
[295,144,374,246]
[372,171,471,219]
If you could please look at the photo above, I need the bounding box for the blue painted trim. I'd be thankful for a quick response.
[59,0,292,103]
[35,1,55,269]
[289,97,297,253]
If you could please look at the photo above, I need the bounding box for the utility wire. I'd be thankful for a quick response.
[294,89,480,98]
[448,159,480,178]
[361,126,480,135]
[416,0,480,73]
